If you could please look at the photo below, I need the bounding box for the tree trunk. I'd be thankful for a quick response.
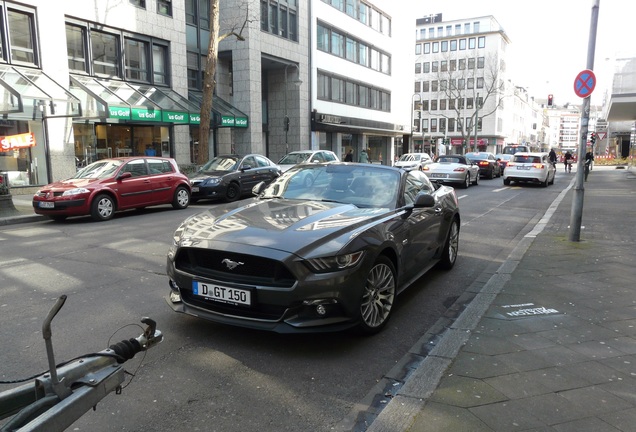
[198,0,220,165]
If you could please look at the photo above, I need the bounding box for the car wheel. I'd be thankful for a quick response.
[461,174,470,189]
[542,177,549,187]
[503,178,511,186]
[472,173,479,186]
[225,182,241,202]
[172,186,190,209]
[489,169,495,179]
[357,255,396,335]
[438,218,460,270]
[90,194,115,221]
[549,172,555,185]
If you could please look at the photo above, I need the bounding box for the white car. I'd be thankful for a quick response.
[393,153,433,171]
[503,152,556,187]
[277,150,339,172]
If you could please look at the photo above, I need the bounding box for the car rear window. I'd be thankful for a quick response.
[514,156,541,163]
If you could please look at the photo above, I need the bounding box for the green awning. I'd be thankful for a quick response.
[0,65,81,118]
[188,91,248,128]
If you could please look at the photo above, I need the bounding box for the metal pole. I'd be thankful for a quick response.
[569,0,599,242]
[474,92,479,151]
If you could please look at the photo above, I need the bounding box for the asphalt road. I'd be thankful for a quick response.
[0,171,571,431]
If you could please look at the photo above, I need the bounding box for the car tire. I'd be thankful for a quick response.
[225,182,241,202]
[438,218,460,270]
[172,186,190,209]
[472,173,479,186]
[503,178,511,186]
[549,173,555,185]
[542,177,549,188]
[489,169,495,179]
[91,194,115,221]
[461,174,470,189]
[356,255,396,335]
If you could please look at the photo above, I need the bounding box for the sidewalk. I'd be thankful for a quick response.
[369,166,636,432]
[0,193,44,226]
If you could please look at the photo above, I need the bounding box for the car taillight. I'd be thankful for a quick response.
[507,162,516,167]
[532,163,544,169]
[478,161,488,166]
[422,166,430,171]
[453,167,466,172]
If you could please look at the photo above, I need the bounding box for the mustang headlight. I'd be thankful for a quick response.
[62,188,90,196]
[304,251,365,273]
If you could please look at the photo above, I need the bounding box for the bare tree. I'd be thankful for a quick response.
[422,53,505,150]
[197,1,251,165]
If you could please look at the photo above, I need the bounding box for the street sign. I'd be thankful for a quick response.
[598,132,607,140]
[574,69,596,98]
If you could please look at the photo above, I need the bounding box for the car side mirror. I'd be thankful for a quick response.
[413,193,435,208]
[241,164,253,171]
[118,172,132,180]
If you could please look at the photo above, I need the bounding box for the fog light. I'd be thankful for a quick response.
[316,305,326,316]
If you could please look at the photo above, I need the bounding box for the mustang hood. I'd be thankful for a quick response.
[176,199,389,254]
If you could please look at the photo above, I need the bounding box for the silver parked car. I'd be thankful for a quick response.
[277,150,339,172]
[422,154,480,188]
[393,153,433,171]
[166,163,460,334]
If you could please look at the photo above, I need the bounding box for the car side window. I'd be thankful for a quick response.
[404,171,431,205]
[253,155,269,167]
[323,152,337,162]
[123,159,148,177]
[147,158,173,174]
[242,156,256,169]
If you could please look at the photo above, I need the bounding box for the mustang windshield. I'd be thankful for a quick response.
[261,164,399,208]
[73,160,123,179]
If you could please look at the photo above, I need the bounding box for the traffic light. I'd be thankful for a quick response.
[547,94,553,106]
[590,132,596,145]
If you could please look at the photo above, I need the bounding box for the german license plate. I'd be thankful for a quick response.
[192,281,251,306]
[430,173,448,178]
[191,186,199,192]
[517,166,531,170]
[39,201,54,208]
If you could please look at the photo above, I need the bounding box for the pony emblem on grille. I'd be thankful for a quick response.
[222,258,244,270]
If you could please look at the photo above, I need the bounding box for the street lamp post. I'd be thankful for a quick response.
[474,92,479,152]
[411,93,421,154]
[284,63,302,154]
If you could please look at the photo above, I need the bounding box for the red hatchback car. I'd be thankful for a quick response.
[33,157,191,221]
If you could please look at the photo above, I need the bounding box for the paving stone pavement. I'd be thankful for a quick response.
[369,166,636,432]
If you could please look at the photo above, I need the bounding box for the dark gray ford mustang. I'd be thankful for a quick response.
[166,162,460,334]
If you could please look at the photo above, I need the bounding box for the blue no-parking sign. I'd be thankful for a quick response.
[574,69,596,98]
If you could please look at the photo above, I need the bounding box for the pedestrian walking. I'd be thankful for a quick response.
[358,148,369,163]
[549,148,557,168]
[564,150,572,173]
[584,151,594,181]
[344,149,353,162]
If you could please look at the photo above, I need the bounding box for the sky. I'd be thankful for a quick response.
[403,0,636,106]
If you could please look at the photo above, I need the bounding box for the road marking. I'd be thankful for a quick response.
[457,194,468,199]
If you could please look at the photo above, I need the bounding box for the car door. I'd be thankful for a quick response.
[238,156,263,194]
[400,171,440,283]
[116,159,154,209]
[147,158,176,204]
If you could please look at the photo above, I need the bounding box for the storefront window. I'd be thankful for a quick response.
[74,123,171,167]
[0,120,45,187]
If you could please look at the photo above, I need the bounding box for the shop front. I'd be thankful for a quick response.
[0,65,81,189]
[311,111,401,165]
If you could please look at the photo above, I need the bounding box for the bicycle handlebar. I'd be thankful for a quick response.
[0,297,163,432]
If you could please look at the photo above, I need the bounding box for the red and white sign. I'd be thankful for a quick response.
[0,132,36,152]
[597,132,607,140]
